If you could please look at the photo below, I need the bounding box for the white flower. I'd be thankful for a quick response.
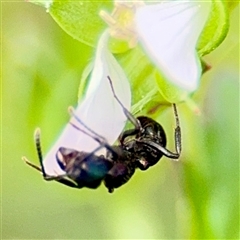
[135,1,212,91]
[43,30,131,175]
[99,1,144,48]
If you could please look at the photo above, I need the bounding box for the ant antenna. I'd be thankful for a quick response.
[107,76,129,114]
[107,76,142,130]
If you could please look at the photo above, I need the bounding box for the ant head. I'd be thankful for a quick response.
[137,116,166,144]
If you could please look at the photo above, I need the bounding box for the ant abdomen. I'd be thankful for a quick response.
[57,147,114,189]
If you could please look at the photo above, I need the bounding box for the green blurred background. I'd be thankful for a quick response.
[2,2,239,239]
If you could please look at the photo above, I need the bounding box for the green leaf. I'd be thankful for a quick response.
[226,1,239,11]
[109,38,130,54]
[49,1,113,47]
[117,47,157,113]
[117,46,186,114]
[28,0,52,9]
[78,60,94,100]
[155,71,189,103]
[197,0,229,56]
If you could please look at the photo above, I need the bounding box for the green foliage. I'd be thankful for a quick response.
[226,1,239,11]
[155,71,189,103]
[28,0,52,8]
[28,0,232,105]
[49,1,113,47]
[2,2,239,239]
[197,0,229,56]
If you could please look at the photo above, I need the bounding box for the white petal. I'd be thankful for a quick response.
[135,1,211,91]
[43,30,131,175]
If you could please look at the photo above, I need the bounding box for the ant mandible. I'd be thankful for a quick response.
[23,76,181,193]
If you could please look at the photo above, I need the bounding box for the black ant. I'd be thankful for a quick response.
[22,76,181,193]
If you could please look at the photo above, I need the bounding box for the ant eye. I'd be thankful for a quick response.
[145,127,153,136]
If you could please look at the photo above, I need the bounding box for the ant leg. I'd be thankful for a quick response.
[22,156,80,188]
[107,76,141,129]
[68,109,119,159]
[54,178,80,188]
[34,128,47,177]
[173,104,182,155]
[22,156,42,172]
[137,104,181,160]
[107,76,143,144]
[23,129,80,188]
[68,107,107,143]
